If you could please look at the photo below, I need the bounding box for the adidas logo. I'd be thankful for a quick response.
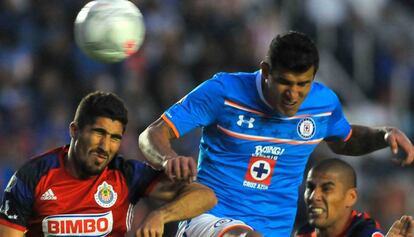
[40,189,57,200]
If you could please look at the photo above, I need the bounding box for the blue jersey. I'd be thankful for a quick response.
[163,71,351,236]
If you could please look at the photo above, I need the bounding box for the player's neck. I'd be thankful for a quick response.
[316,212,353,237]
[65,151,93,180]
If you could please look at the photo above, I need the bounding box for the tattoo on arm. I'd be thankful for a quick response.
[333,125,389,155]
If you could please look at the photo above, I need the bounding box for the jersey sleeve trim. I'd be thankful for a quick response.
[161,113,180,138]
[344,128,353,142]
[217,224,253,237]
[0,219,26,232]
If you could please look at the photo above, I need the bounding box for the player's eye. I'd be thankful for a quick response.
[305,182,315,191]
[275,77,291,85]
[111,135,122,142]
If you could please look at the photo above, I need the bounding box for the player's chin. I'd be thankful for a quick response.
[307,215,325,226]
[86,164,106,176]
[277,105,299,117]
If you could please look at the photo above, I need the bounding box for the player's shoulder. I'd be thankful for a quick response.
[18,146,64,177]
[211,71,257,83]
[305,81,341,106]
[11,146,65,191]
[108,156,160,176]
[311,81,338,97]
[109,155,147,168]
[208,71,258,94]
[347,211,384,237]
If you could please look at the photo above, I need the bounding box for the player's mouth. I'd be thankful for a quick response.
[281,99,297,108]
[92,152,108,163]
[282,98,297,107]
[308,207,325,217]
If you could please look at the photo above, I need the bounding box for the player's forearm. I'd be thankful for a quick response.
[154,183,217,223]
[0,225,25,237]
[138,122,177,168]
[332,125,389,155]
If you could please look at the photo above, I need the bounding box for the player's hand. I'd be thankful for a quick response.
[386,215,414,237]
[163,156,197,183]
[384,127,414,166]
[135,211,165,237]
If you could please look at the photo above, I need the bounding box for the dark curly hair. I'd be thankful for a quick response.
[267,31,319,74]
[73,91,128,132]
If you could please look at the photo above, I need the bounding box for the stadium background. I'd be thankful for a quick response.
[0,0,413,236]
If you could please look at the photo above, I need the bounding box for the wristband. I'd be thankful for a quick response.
[384,130,390,142]
[162,160,168,169]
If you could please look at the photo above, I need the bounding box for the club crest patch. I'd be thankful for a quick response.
[95,181,117,208]
[244,156,276,187]
[297,117,316,139]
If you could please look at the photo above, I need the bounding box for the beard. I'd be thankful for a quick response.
[73,153,107,178]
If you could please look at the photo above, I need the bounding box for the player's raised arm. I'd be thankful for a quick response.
[327,125,414,166]
[135,177,217,237]
[139,117,197,182]
[0,225,25,237]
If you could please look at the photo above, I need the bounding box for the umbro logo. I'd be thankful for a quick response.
[40,189,57,200]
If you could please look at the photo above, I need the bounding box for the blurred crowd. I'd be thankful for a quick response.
[0,0,413,235]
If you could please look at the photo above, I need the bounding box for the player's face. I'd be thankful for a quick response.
[304,169,354,230]
[263,66,315,117]
[71,117,123,177]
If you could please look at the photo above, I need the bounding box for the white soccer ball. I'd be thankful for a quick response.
[74,0,145,63]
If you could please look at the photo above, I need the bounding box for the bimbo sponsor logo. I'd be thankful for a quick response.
[42,211,113,236]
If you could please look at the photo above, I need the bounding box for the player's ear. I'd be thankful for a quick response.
[345,188,358,208]
[260,61,271,79]
[69,122,79,138]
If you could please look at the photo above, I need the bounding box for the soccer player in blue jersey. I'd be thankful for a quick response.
[138,31,414,236]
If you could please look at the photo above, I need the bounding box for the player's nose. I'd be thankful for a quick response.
[98,135,111,152]
[308,188,322,202]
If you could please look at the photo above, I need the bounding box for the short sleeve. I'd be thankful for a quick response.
[120,160,163,204]
[325,94,352,142]
[0,171,34,231]
[163,74,225,137]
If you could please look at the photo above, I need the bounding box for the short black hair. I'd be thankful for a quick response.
[268,31,319,74]
[311,158,357,189]
[73,91,128,132]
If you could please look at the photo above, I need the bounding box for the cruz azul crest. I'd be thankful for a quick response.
[297,117,316,139]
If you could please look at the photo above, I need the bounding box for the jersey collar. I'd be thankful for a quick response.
[255,70,273,110]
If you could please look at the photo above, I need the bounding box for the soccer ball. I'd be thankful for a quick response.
[74,0,145,63]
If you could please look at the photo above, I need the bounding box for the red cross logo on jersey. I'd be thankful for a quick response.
[244,157,276,186]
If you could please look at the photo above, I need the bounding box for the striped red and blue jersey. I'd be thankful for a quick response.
[295,211,384,237]
[162,70,352,236]
[0,145,161,237]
